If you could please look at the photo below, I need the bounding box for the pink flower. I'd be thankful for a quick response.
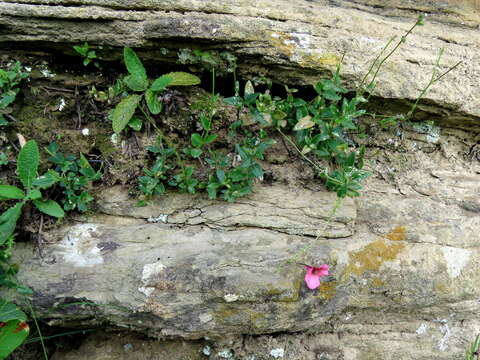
[304,264,329,290]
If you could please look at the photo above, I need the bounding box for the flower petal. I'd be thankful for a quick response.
[304,271,321,290]
[314,264,329,277]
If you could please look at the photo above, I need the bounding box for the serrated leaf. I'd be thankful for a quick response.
[293,116,315,131]
[150,75,173,92]
[112,94,142,133]
[145,89,162,115]
[0,185,24,200]
[123,74,148,92]
[17,140,39,189]
[33,199,65,218]
[0,203,23,246]
[123,47,147,79]
[164,72,200,86]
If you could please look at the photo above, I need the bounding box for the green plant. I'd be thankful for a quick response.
[0,300,29,359]
[225,67,369,199]
[466,334,480,360]
[0,140,64,246]
[0,61,29,126]
[73,42,99,68]
[110,47,201,133]
[206,135,274,202]
[138,143,175,200]
[0,152,8,167]
[45,142,102,212]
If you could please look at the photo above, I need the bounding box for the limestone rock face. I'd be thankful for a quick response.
[1,0,480,124]
[1,1,480,359]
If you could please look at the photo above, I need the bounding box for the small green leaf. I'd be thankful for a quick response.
[150,75,173,92]
[0,203,23,246]
[189,148,203,158]
[0,300,27,322]
[33,199,65,218]
[0,185,24,200]
[128,117,143,131]
[123,74,148,92]
[204,134,217,144]
[0,114,8,126]
[216,169,226,183]
[112,94,142,133]
[0,93,16,108]
[26,189,41,200]
[17,140,39,188]
[164,72,201,86]
[123,47,147,79]
[293,115,315,131]
[32,170,59,189]
[191,133,203,148]
[145,89,162,115]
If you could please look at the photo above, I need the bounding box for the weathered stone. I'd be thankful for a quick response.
[97,185,356,238]
[1,0,480,126]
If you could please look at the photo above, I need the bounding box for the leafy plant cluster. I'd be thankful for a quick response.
[110,47,201,134]
[73,42,99,68]
[103,47,272,203]
[0,61,29,126]
[225,70,369,198]
[45,142,102,212]
[0,140,101,358]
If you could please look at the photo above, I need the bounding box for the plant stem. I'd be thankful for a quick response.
[28,301,48,360]
[407,50,461,119]
[276,128,324,175]
[139,104,184,167]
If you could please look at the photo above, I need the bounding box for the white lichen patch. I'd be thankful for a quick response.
[138,286,155,297]
[147,214,168,223]
[270,348,285,358]
[436,319,451,351]
[60,224,103,267]
[217,349,234,359]
[441,247,471,278]
[416,323,428,335]
[141,261,166,283]
[199,313,213,323]
[138,261,167,297]
[289,32,311,49]
[223,294,239,302]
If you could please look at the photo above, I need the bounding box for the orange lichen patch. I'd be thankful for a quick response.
[345,240,405,277]
[435,281,448,294]
[268,31,296,57]
[370,278,384,287]
[384,226,407,241]
[318,281,337,300]
[300,53,340,68]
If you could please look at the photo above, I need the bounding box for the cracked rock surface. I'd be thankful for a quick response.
[1,1,480,359]
[1,0,480,124]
